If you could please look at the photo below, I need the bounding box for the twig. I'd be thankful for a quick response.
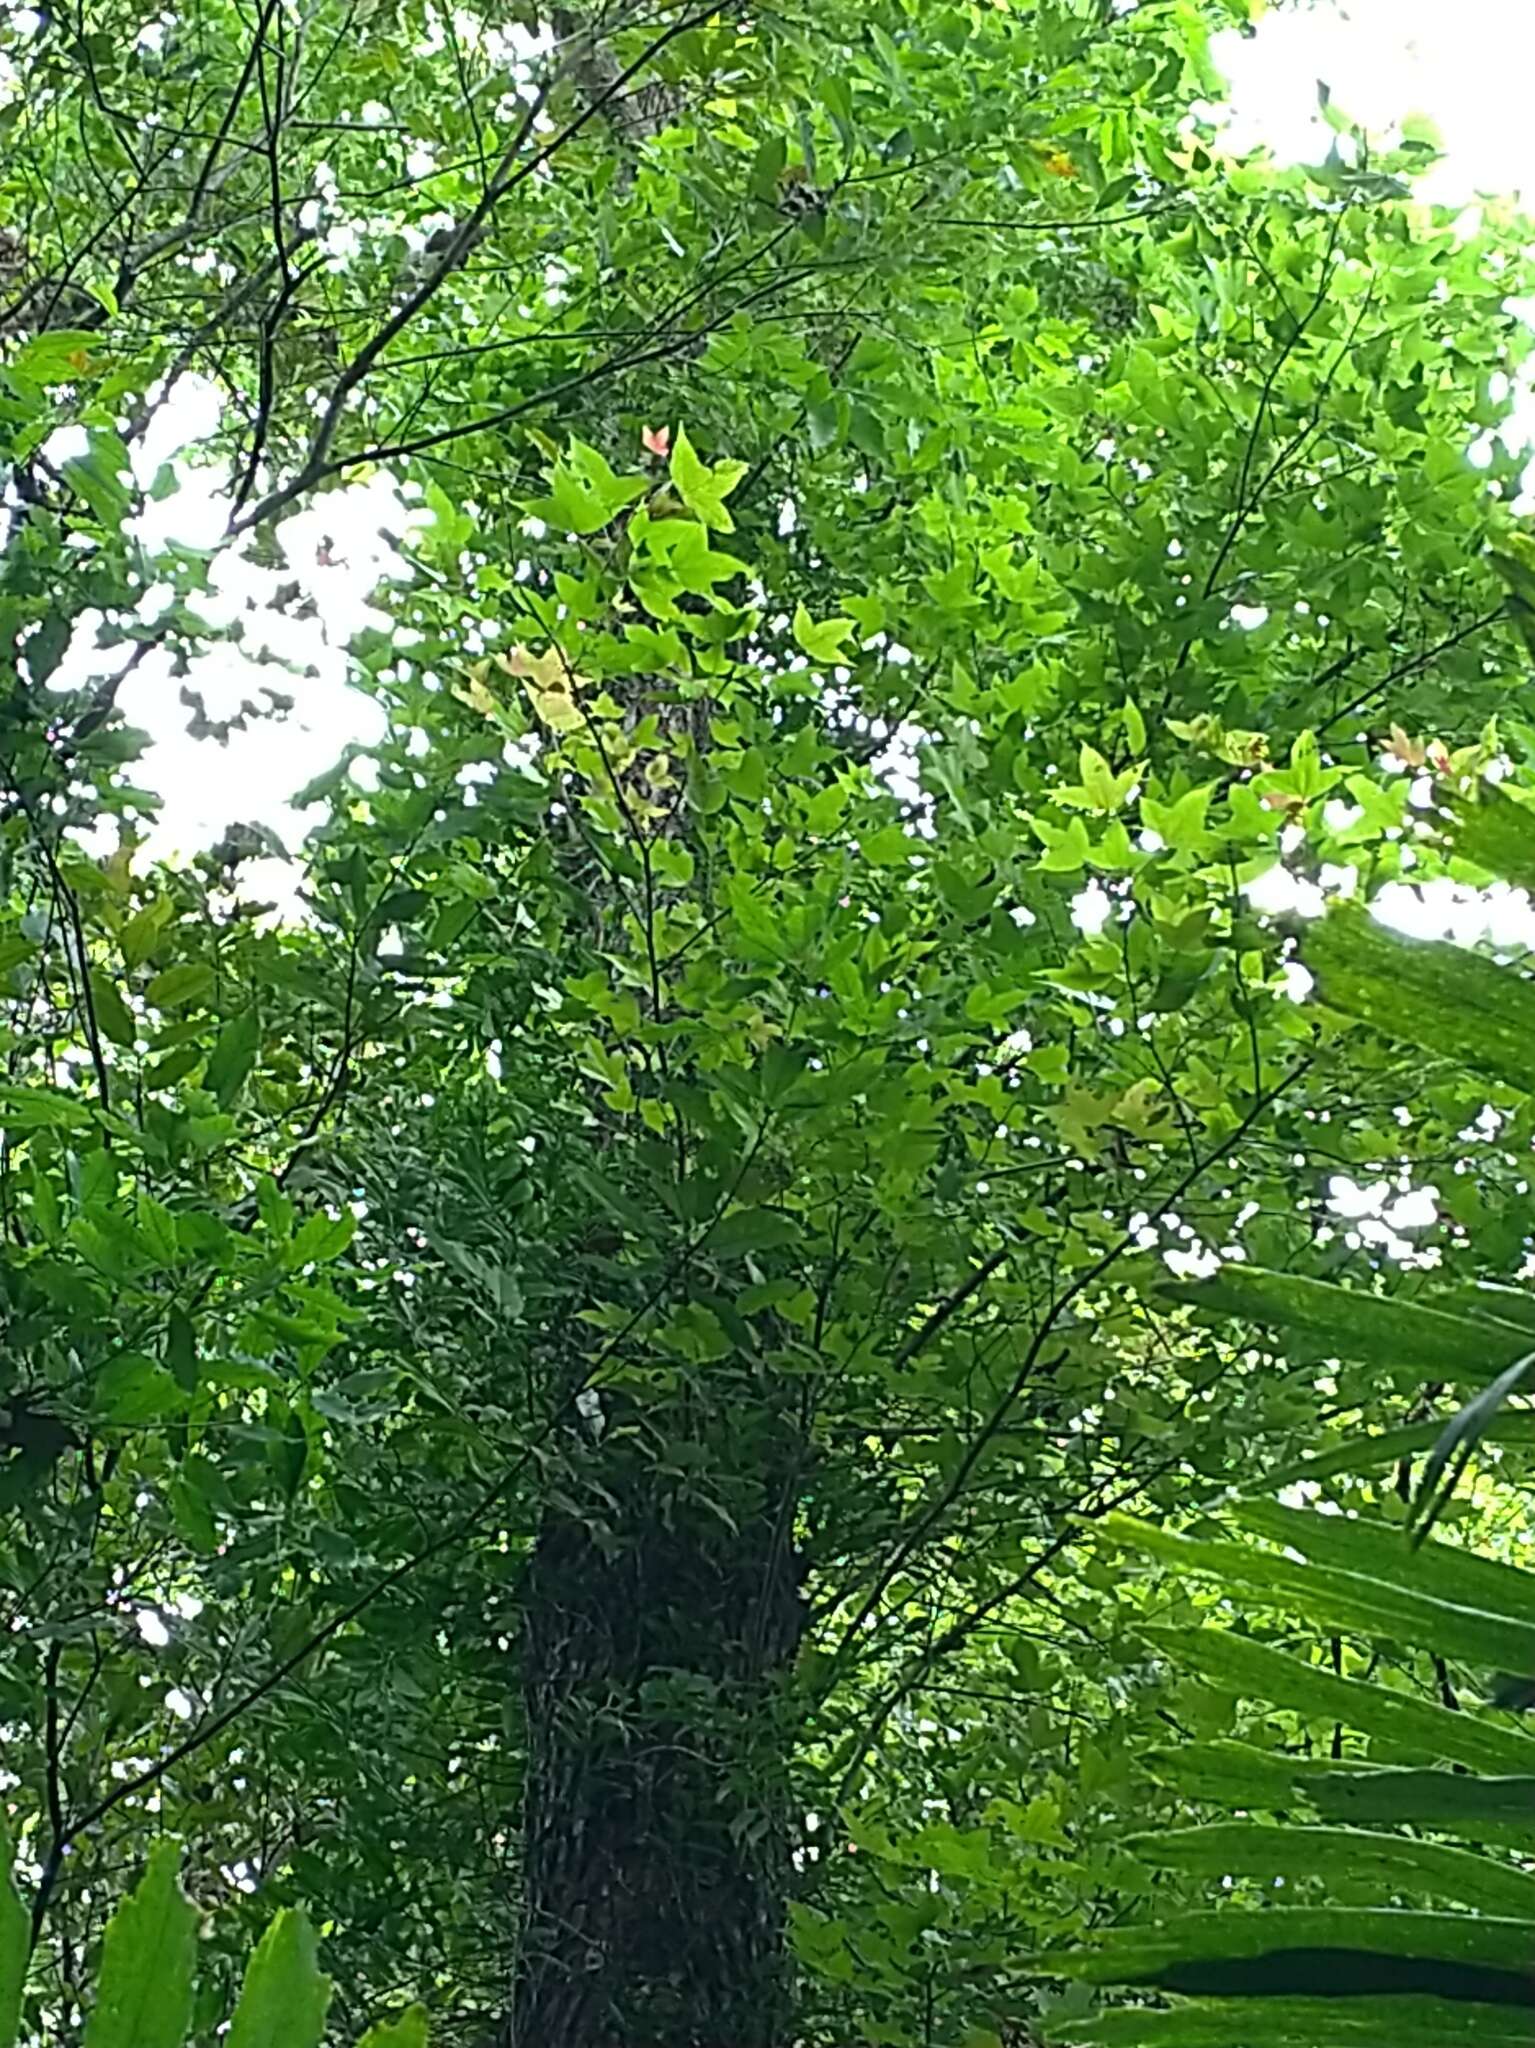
[234,5,716,532]
[821,1054,1314,1687]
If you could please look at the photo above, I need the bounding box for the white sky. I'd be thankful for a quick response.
[1212,0,1535,207]
[22,0,1535,893]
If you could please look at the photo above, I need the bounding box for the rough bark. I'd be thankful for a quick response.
[510,1388,805,2047]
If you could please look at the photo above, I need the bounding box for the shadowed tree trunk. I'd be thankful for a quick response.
[510,1385,806,2046]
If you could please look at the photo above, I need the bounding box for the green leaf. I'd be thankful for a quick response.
[706,1208,800,1258]
[749,132,786,201]
[1410,1352,1535,1541]
[91,973,137,1049]
[1140,1625,1535,1774]
[289,1206,356,1266]
[356,2009,430,2048]
[1125,1821,1535,1916]
[1073,743,1139,812]
[1035,813,1092,873]
[1141,783,1212,853]
[146,964,215,1012]
[227,1909,331,2048]
[0,1084,94,1129]
[531,440,647,534]
[82,1838,197,2048]
[149,1044,202,1089]
[1145,1741,1535,1840]
[792,602,855,663]
[1141,1737,1334,1813]
[1101,1511,1535,1673]
[63,435,132,526]
[1053,1995,1535,2048]
[1307,1769,1535,1835]
[95,1354,185,1426]
[1232,1500,1535,1629]
[137,1194,179,1268]
[1152,1264,1531,1375]
[168,1469,219,1553]
[269,1404,310,1501]
[256,1175,294,1237]
[1444,788,1535,894]
[1056,1903,1535,1982]
[1254,1412,1535,1489]
[120,898,172,969]
[1304,909,1535,1095]
[205,1009,260,1107]
[0,1810,25,2048]
[164,1309,198,1393]
[669,425,748,532]
[9,329,101,381]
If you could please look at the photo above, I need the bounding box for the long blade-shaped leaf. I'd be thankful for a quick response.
[81,1838,197,2048]
[1053,1906,1535,1981]
[1254,1411,1535,1490]
[1305,906,1535,1095]
[1100,1512,1535,1672]
[1141,1738,1321,1810]
[227,1909,331,2048]
[1141,1626,1535,1774]
[1153,1265,1530,1374]
[1053,1996,1535,2048]
[1140,1742,1535,1837]
[1445,787,1535,895]
[1233,1500,1535,1626]
[1308,1769,1535,1834]
[0,1812,24,2048]
[1124,1821,1535,1917]
[1410,1355,1535,1542]
[1430,1281,1535,1338]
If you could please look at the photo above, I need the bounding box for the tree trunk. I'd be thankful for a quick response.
[510,1390,805,2046]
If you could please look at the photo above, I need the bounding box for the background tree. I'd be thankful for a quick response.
[5,0,1535,2042]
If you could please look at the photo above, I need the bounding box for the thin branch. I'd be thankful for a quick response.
[1316,609,1505,736]
[27,1099,781,1933]
[234,4,716,532]
[821,1054,1314,1687]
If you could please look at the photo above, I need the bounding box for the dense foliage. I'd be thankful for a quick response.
[6,0,1535,2040]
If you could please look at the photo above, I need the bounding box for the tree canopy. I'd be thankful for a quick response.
[6,0,1535,2042]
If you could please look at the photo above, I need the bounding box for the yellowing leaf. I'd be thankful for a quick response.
[509,645,586,733]
[507,644,569,690]
[454,676,501,720]
[528,687,583,734]
[1387,723,1428,769]
[1112,1079,1172,1141]
[1167,715,1269,767]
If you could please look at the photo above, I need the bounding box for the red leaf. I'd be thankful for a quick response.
[642,424,671,457]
